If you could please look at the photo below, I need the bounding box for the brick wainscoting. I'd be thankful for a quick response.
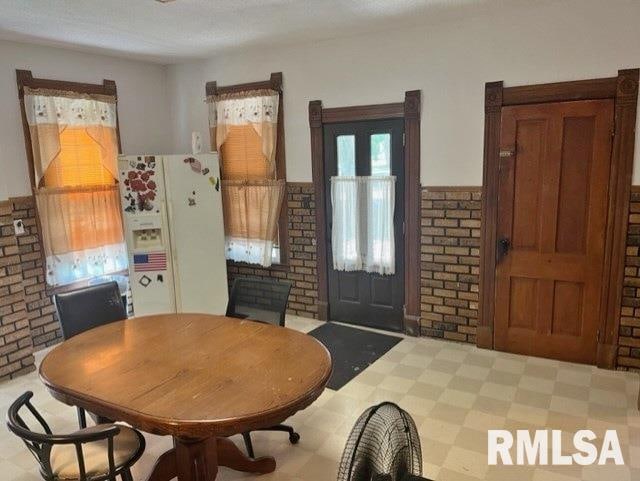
[0,201,35,380]
[3,183,640,379]
[618,187,640,371]
[10,197,61,349]
[226,183,318,319]
[419,187,481,343]
[418,186,640,372]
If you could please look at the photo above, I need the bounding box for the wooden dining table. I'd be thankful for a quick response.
[39,313,332,481]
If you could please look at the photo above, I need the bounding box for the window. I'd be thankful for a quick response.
[220,125,283,264]
[206,73,288,267]
[337,135,355,176]
[328,125,398,275]
[220,125,271,180]
[370,133,391,176]
[43,129,114,187]
[17,70,127,289]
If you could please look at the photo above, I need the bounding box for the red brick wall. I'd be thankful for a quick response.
[10,197,61,349]
[226,183,318,319]
[3,182,640,379]
[617,187,640,371]
[0,201,35,380]
[417,186,640,372]
[419,188,482,342]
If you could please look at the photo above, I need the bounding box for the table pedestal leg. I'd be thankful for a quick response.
[146,437,276,481]
[216,437,276,474]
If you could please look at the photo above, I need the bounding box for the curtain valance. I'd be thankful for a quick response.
[207,88,279,171]
[23,87,118,186]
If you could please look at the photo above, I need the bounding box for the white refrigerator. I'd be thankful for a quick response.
[118,153,228,316]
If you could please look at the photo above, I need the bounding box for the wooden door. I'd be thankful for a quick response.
[324,119,405,331]
[494,99,614,364]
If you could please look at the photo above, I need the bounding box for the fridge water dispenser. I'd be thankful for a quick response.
[129,215,165,250]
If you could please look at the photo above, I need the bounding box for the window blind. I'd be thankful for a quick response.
[220,125,271,180]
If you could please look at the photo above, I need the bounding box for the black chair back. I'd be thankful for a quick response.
[6,391,124,481]
[226,278,292,327]
[54,281,126,340]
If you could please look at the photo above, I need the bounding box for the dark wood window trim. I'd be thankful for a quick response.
[205,72,290,267]
[309,92,422,335]
[479,69,639,369]
[15,69,122,295]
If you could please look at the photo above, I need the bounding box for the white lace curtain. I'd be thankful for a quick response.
[23,87,125,287]
[206,89,284,267]
[331,176,396,275]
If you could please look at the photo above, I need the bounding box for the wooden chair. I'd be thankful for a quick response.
[6,391,145,481]
[226,277,299,457]
[54,281,126,428]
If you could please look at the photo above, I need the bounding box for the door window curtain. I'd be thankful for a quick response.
[207,89,284,267]
[24,87,126,287]
[331,176,396,275]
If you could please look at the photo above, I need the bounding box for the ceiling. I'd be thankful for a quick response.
[0,0,538,64]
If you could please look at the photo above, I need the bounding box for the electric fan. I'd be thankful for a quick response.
[337,402,432,481]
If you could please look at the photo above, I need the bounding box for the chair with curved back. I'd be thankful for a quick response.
[54,281,126,429]
[6,391,145,481]
[225,277,299,457]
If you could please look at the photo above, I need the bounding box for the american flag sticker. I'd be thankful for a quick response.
[133,252,167,272]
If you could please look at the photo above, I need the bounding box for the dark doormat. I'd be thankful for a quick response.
[308,322,402,390]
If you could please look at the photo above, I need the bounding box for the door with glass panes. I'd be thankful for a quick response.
[324,119,405,331]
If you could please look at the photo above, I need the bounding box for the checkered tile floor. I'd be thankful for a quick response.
[1,316,639,481]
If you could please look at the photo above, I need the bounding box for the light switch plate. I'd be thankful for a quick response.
[13,219,25,235]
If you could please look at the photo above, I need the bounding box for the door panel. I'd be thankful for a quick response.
[551,281,584,336]
[325,119,405,331]
[338,273,359,302]
[508,277,538,329]
[494,99,614,364]
[371,276,393,307]
[512,119,545,251]
[555,116,595,254]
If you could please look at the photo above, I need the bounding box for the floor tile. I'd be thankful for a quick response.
[0,315,637,481]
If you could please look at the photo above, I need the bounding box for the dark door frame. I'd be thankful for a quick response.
[479,69,639,369]
[308,91,422,335]
[323,119,406,331]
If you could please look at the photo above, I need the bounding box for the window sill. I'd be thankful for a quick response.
[45,269,129,297]
[226,260,290,272]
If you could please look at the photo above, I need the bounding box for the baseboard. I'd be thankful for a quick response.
[596,342,617,369]
[403,314,421,337]
[317,301,328,321]
[476,325,493,349]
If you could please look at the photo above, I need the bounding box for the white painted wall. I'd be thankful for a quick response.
[3,0,640,192]
[165,0,640,185]
[0,40,172,199]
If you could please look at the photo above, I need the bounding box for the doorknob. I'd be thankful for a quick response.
[497,237,511,261]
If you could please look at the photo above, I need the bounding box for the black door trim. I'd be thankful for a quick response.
[309,93,422,335]
[324,119,405,331]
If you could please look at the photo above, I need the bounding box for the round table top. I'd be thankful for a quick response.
[40,314,332,438]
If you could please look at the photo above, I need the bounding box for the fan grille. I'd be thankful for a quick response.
[337,402,422,481]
